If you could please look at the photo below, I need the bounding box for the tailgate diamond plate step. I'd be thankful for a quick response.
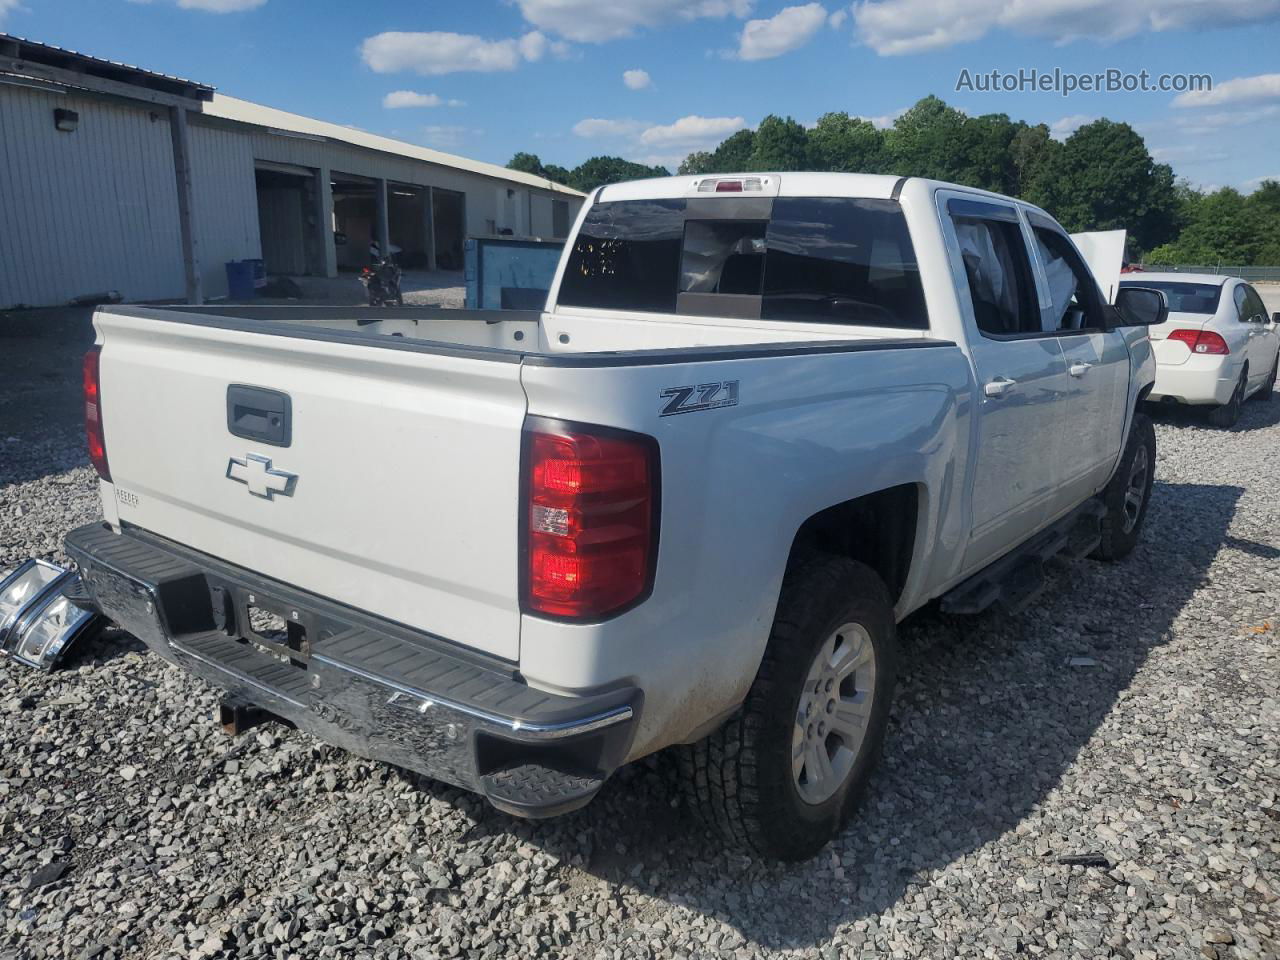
[481,763,605,819]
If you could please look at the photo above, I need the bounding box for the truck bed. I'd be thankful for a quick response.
[115,303,934,360]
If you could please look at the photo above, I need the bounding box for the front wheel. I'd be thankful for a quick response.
[680,555,898,860]
[1091,412,1155,561]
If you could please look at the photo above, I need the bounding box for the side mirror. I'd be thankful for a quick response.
[1273,312,1280,325]
[1113,287,1168,327]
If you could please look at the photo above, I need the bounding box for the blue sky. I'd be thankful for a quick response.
[5,0,1279,191]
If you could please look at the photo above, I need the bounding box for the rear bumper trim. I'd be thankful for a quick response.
[64,522,639,815]
[312,652,633,739]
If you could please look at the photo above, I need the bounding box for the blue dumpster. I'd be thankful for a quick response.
[225,260,255,300]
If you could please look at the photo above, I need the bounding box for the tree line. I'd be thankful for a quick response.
[508,95,1279,266]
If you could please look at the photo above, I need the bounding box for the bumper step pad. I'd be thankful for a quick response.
[481,763,605,819]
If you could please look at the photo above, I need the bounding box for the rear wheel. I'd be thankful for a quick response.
[680,555,898,860]
[1092,412,1155,562]
[1207,368,1246,427]
[1251,355,1277,402]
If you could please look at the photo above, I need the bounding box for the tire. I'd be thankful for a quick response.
[1207,368,1246,427]
[1251,356,1277,402]
[1091,411,1155,562]
[680,555,898,860]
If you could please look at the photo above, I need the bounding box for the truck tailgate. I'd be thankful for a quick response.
[94,311,526,661]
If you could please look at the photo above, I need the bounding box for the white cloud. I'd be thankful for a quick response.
[1172,104,1280,135]
[514,0,753,42]
[623,68,652,90]
[1244,174,1280,191]
[382,90,443,109]
[361,31,550,75]
[573,117,646,138]
[420,125,478,149]
[0,0,20,22]
[640,114,747,148]
[176,0,266,9]
[1050,114,1095,140]
[853,107,905,129]
[853,0,1280,55]
[518,31,548,61]
[737,3,828,60]
[828,6,848,27]
[1173,73,1280,109]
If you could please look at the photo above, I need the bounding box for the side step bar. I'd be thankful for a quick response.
[940,500,1106,616]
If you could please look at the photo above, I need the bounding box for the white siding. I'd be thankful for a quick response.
[187,122,259,299]
[0,85,583,307]
[0,86,185,307]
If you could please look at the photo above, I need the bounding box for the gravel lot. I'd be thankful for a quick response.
[1,308,1277,960]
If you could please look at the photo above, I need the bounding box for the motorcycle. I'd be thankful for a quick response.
[360,242,403,306]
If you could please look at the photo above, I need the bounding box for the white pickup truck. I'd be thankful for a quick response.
[66,173,1168,860]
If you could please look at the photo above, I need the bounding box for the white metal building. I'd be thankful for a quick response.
[0,35,583,308]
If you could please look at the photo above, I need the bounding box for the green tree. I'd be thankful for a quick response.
[506,153,573,188]
[507,152,546,177]
[884,95,967,181]
[678,151,716,175]
[747,115,810,171]
[1009,122,1060,203]
[1035,119,1178,252]
[543,164,573,185]
[1145,187,1266,265]
[709,129,757,172]
[567,156,670,193]
[807,112,889,173]
[954,113,1019,194]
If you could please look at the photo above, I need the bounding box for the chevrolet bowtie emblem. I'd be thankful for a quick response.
[226,454,298,500]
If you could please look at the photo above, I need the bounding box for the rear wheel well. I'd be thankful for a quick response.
[788,485,919,605]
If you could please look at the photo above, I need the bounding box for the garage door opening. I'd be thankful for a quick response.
[432,188,465,271]
[331,173,378,271]
[388,183,430,269]
[254,167,323,276]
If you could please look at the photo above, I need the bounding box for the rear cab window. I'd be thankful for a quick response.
[557,196,929,329]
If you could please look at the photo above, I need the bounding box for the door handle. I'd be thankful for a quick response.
[1068,362,1092,378]
[984,376,1017,398]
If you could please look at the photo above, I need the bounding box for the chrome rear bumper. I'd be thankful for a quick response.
[65,522,639,817]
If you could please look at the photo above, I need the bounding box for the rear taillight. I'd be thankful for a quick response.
[522,419,659,620]
[83,346,110,481]
[1168,329,1229,355]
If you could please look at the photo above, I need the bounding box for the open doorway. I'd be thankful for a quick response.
[388,183,430,269]
[432,188,465,270]
[254,166,322,276]
[331,172,378,271]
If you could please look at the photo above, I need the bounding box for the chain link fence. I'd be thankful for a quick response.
[1138,264,1280,283]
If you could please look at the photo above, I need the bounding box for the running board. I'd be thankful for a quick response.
[940,500,1106,616]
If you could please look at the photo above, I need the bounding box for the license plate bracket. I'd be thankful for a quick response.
[220,584,316,665]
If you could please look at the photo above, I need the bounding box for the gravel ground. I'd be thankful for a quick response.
[1,309,1277,960]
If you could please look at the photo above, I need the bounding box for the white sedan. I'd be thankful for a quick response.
[1121,272,1280,427]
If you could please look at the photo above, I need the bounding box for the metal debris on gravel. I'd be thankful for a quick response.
[1,309,1277,959]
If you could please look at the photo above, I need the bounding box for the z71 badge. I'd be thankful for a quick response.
[659,380,740,417]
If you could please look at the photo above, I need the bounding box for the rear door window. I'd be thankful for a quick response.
[947,202,1041,338]
[761,198,927,328]
[557,196,928,329]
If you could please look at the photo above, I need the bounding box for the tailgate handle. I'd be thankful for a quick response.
[226,385,292,447]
